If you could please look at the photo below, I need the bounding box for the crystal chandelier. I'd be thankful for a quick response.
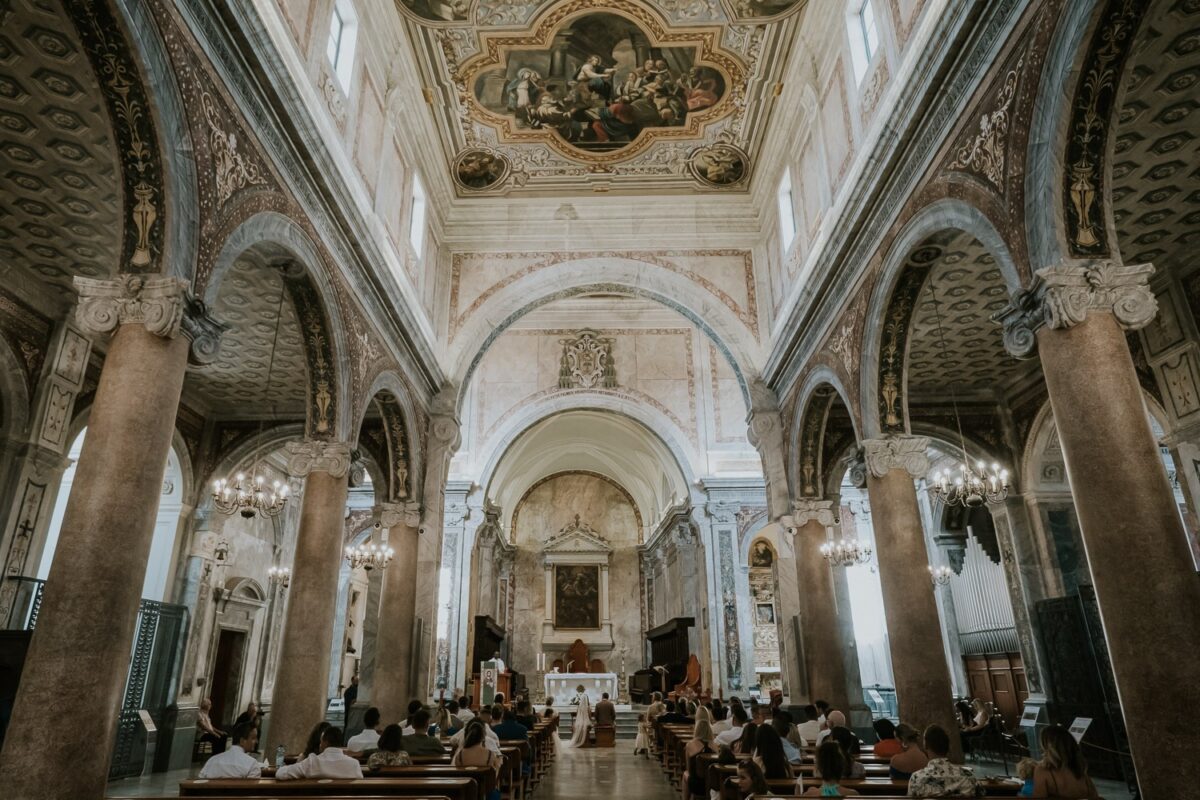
[820,537,872,567]
[928,564,953,586]
[345,523,394,571]
[211,286,291,519]
[923,278,1010,509]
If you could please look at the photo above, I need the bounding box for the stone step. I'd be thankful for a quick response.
[558,709,642,739]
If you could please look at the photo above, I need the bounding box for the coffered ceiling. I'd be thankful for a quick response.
[400,0,808,196]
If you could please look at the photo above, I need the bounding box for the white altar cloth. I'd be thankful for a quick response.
[544,672,619,705]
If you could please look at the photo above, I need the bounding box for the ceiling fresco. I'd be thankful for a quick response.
[400,0,808,195]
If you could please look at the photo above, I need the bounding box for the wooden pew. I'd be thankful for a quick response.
[178,778,477,800]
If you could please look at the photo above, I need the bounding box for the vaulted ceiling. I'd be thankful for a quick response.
[398,0,808,196]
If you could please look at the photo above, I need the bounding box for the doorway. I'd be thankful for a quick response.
[209,628,247,728]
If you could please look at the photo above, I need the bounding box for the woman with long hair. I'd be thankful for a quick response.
[800,740,861,797]
[1032,726,1101,799]
[682,718,715,800]
[734,758,771,799]
[452,721,502,800]
[732,721,758,756]
[888,723,928,780]
[302,721,331,758]
[568,685,592,748]
[829,726,865,779]
[751,723,793,780]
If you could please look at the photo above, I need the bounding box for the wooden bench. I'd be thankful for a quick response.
[178,778,477,800]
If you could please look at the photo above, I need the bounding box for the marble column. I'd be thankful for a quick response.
[0,277,222,799]
[265,440,351,753]
[999,260,1200,797]
[863,436,962,761]
[789,499,851,710]
[371,502,422,718]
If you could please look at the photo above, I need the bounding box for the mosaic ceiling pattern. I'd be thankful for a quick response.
[904,230,1025,393]
[401,0,807,195]
[183,245,309,416]
[0,0,121,307]
[1111,0,1200,278]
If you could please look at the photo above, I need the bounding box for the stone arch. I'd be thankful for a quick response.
[448,257,762,412]
[861,200,1024,439]
[0,338,32,441]
[205,211,351,442]
[116,0,200,283]
[199,423,306,505]
[474,392,702,496]
[1025,0,1150,269]
[354,371,423,505]
[791,369,861,501]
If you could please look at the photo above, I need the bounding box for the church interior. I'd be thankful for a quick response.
[0,0,1196,798]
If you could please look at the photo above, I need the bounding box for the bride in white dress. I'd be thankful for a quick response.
[568,685,591,748]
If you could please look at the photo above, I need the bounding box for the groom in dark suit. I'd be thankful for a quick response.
[594,693,616,727]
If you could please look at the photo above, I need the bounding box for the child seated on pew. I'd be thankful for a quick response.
[1015,757,1036,797]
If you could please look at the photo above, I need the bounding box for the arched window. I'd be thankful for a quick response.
[847,0,880,85]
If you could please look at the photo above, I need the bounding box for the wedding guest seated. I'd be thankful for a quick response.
[401,709,446,755]
[276,725,363,779]
[493,707,530,740]
[800,740,861,797]
[658,699,695,726]
[830,726,866,779]
[302,721,331,758]
[456,697,476,724]
[960,699,991,756]
[769,716,803,764]
[751,723,793,780]
[797,705,821,742]
[433,705,459,737]
[452,721,502,800]
[514,699,537,730]
[714,704,749,747]
[196,698,227,755]
[401,700,425,734]
[646,692,666,721]
[815,700,831,727]
[773,707,807,748]
[451,706,501,753]
[544,704,557,721]
[816,710,846,747]
[1015,757,1036,797]
[346,706,382,753]
[1030,726,1101,800]
[682,719,715,800]
[873,718,903,758]
[907,724,982,798]
[732,759,771,799]
[198,721,262,779]
[731,722,758,756]
[233,701,262,731]
[890,723,929,780]
[711,704,731,733]
[367,724,412,769]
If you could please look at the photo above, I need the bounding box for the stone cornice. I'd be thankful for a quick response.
[995,259,1157,358]
[285,440,353,478]
[789,498,836,528]
[763,0,1028,398]
[863,436,931,479]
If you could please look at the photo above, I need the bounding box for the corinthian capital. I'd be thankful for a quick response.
[75,275,187,338]
[863,436,930,479]
[790,498,836,528]
[380,501,422,530]
[286,440,353,478]
[994,260,1156,358]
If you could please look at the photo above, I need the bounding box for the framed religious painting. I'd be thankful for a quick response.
[554,564,600,629]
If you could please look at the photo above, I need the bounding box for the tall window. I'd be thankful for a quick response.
[409,173,427,254]
[326,0,358,91]
[777,170,797,255]
[848,0,879,84]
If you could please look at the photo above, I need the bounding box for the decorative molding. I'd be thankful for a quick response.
[789,498,835,528]
[285,439,353,478]
[201,91,265,206]
[948,54,1024,190]
[380,500,423,530]
[74,275,186,338]
[181,295,229,365]
[557,330,617,389]
[995,260,1157,358]
[862,435,930,479]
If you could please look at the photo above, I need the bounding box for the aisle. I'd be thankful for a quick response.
[543,745,676,799]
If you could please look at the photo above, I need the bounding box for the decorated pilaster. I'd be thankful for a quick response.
[747,380,791,521]
[862,435,961,761]
[788,499,852,709]
[266,439,352,754]
[0,276,222,799]
[438,482,475,697]
[705,500,744,695]
[371,500,422,718]
[999,260,1200,795]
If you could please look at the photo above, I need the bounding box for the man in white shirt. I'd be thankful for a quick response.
[399,699,425,735]
[711,706,731,734]
[797,704,821,742]
[276,726,363,780]
[198,722,262,779]
[346,707,381,753]
[713,705,749,747]
[456,696,476,725]
[449,707,501,754]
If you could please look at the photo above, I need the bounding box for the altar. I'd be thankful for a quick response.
[544,672,619,705]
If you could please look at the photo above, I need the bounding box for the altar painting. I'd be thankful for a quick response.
[554,564,600,629]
